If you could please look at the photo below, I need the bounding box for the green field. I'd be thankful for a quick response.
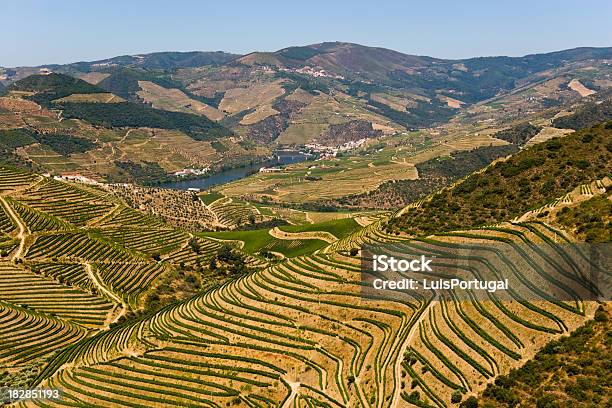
[200,228,327,257]
[198,191,224,205]
[278,217,361,239]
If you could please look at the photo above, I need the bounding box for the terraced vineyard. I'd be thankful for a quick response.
[0,165,233,394]
[0,300,86,368]
[208,197,266,229]
[1,125,609,407]
[0,263,113,327]
[6,213,603,407]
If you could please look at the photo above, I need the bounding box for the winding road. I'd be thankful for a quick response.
[0,196,28,260]
[85,262,126,326]
[390,296,437,408]
[280,380,301,408]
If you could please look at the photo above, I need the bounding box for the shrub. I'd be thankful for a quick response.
[460,396,478,408]
[451,389,463,403]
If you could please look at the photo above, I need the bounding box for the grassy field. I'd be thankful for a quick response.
[201,227,327,257]
[53,93,125,103]
[198,191,225,205]
[278,217,361,239]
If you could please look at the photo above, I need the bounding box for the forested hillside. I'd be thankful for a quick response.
[553,98,612,130]
[60,102,232,140]
[391,122,612,235]
[9,73,105,106]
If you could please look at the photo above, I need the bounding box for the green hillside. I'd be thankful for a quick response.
[553,98,612,130]
[493,123,542,145]
[59,102,233,140]
[10,73,105,106]
[97,67,182,99]
[0,128,97,156]
[334,144,518,209]
[391,122,612,235]
[556,195,612,243]
[66,51,238,72]
[0,128,37,149]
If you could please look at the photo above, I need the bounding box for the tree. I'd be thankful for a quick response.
[407,391,420,402]
[460,396,478,408]
[403,350,417,366]
[451,390,463,404]
[188,238,200,254]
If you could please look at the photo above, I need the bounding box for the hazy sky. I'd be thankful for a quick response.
[3,0,612,67]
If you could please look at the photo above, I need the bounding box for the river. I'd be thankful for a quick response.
[158,153,308,191]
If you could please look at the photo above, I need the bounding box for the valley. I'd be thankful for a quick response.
[0,42,611,408]
[2,44,612,190]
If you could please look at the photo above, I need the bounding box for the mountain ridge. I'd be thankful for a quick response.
[4,43,612,68]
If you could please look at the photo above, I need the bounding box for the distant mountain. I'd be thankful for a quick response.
[2,43,612,147]
[8,72,232,140]
[217,43,612,136]
[64,50,240,72]
[96,67,183,99]
[237,42,439,78]
[234,42,612,100]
